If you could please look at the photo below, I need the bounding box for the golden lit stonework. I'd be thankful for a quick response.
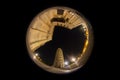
[26,7,93,74]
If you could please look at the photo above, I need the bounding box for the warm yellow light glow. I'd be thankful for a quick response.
[33,55,36,59]
[35,53,38,56]
[71,57,76,62]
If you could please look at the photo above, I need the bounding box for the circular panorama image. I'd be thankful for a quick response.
[26,7,94,74]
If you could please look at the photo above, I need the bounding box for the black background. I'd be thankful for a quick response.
[2,0,117,80]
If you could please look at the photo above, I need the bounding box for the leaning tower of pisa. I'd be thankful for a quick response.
[53,48,65,68]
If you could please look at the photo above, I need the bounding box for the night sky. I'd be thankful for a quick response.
[35,25,86,65]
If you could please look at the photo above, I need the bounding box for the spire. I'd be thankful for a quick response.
[53,48,64,68]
